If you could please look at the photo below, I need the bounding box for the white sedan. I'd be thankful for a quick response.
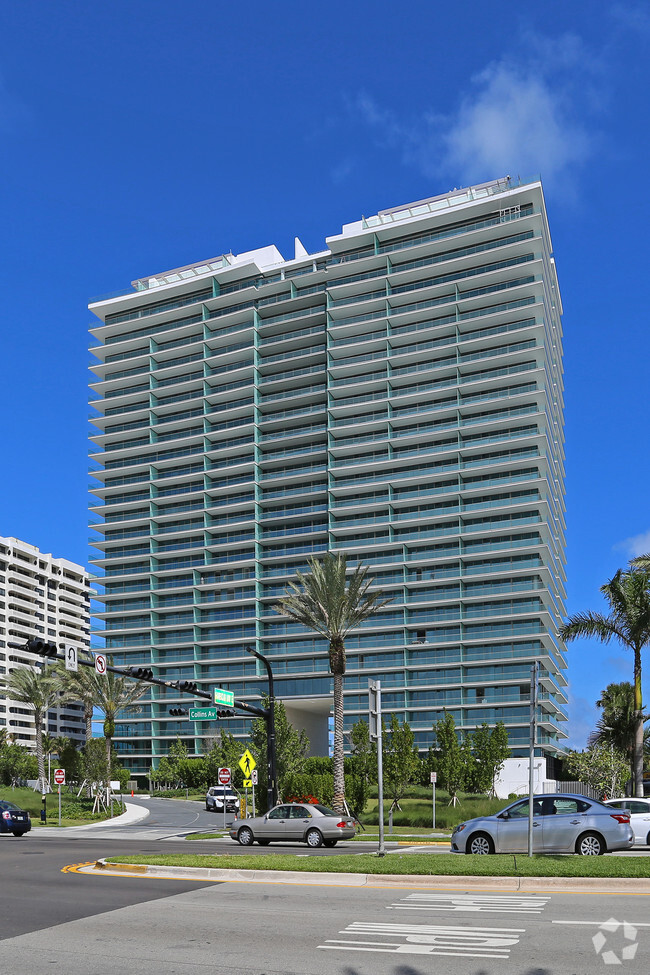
[604,798,650,846]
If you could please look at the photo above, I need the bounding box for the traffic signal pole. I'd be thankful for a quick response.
[15,641,276,794]
[245,646,277,809]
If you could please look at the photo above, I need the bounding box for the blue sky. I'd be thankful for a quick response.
[1,1,649,747]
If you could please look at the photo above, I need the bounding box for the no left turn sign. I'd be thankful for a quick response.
[94,653,107,675]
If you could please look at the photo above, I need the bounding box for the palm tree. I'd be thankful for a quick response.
[54,657,96,747]
[0,666,60,792]
[588,681,648,785]
[57,657,147,778]
[559,567,650,797]
[274,553,391,812]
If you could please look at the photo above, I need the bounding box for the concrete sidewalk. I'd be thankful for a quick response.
[35,801,150,834]
[91,858,650,893]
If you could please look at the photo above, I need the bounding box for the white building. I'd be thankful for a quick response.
[88,176,569,783]
[0,536,90,747]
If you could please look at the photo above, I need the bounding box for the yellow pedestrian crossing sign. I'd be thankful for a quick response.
[239,749,256,778]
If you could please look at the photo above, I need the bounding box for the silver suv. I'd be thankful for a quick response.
[205,786,240,814]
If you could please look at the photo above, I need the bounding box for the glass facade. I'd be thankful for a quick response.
[89,177,568,780]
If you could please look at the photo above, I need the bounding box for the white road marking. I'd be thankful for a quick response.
[319,920,525,959]
[552,920,650,927]
[388,893,550,914]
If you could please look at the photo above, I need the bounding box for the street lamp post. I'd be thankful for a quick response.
[245,645,278,809]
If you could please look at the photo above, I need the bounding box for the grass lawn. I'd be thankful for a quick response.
[104,851,650,878]
[1,786,121,827]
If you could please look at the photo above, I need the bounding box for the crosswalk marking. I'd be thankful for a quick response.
[319,921,525,959]
[388,892,550,915]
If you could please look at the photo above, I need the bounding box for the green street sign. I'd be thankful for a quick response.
[213,687,235,707]
[189,707,219,721]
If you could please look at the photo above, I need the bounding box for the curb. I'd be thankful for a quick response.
[37,802,151,832]
[93,860,650,893]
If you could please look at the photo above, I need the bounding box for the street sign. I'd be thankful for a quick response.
[54,768,65,785]
[238,749,256,778]
[243,778,252,788]
[251,768,258,785]
[94,653,107,675]
[189,707,218,720]
[430,771,437,784]
[213,687,235,707]
[65,646,78,672]
[218,767,231,786]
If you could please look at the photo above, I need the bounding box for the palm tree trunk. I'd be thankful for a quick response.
[85,701,93,746]
[332,670,345,813]
[633,647,644,797]
[34,708,48,793]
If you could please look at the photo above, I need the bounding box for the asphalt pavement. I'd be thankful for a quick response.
[1,797,649,974]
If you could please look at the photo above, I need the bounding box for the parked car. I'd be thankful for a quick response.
[205,786,240,814]
[450,793,634,856]
[604,798,650,846]
[229,802,356,848]
[0,799,32,837]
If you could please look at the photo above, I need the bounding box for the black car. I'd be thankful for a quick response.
[0,800,32,836]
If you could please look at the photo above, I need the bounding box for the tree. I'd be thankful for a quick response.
[250,698,309,806]
[432,711,466,805]
[565,744,630,799]
[559,567,650,796]
[0,741,37,786]
[58,659,147,777]
[383,714,420,812]
[346,719,375,816]
[589,681,648,788]
[54,658,96,746]
[465,722,511,796]
[0,665,60,791]
[274,553,391,812]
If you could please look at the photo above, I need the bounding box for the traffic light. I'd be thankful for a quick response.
[169,707,188,716]
[216,707,235,718]
[129,666,154,681]
[176,680,199,694]
[27,639,58,658]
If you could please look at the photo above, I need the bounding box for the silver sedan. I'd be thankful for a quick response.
[451,793,634,855]
[229,802,356,848]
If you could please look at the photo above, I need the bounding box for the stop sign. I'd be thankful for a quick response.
[217,767,231,786]
[54,768,65,785]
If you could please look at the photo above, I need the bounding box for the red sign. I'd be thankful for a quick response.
[217,767,231,786]
[54,768,65,785]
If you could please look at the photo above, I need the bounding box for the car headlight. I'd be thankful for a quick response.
[452,823,467,834]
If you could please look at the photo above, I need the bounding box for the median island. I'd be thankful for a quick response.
[104,852,650,878]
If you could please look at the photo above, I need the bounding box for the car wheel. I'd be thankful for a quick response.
[466,832,494,855]
[257,839,270,846]
[205,802,211,811]
[576,831,605,856]
[306,828,323,848]
[237,826,254,846]
[646,832,650,847]
[323,839,338,848]
[12,831,25,838]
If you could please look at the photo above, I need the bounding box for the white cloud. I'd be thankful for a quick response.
[439,61,591,185]
[614,529,650,558]
[351,30,599,191]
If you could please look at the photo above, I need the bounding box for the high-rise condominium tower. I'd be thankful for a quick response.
[89,177,568,783]
[0,536,90,746]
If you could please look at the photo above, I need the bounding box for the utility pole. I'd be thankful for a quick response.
[528,660,539,857]
[245,646,278,809]
[368,679,385,857]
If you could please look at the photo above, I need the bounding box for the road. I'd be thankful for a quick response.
[0,797,648,973]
